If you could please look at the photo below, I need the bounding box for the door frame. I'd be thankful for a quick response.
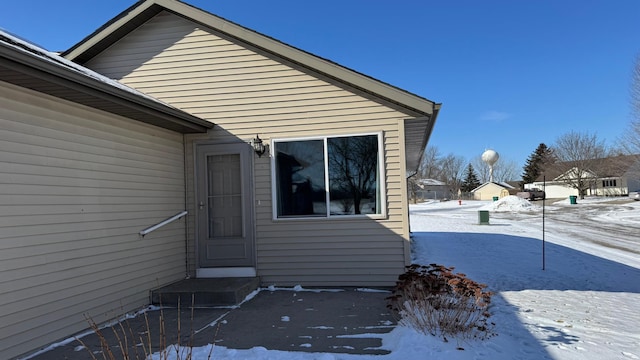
[194,141,256,277]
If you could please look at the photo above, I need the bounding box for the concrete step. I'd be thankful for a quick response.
[150,277,260,307]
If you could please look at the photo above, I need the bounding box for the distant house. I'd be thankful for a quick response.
[504,181,522,192]
[0,0,440,358]
[526,155,640,198]
[417,179,451,200]
[472,182,514,200]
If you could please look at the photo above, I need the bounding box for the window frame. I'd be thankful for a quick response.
[270,132,386,220]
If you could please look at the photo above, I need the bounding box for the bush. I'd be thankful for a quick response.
[386,264,495,342]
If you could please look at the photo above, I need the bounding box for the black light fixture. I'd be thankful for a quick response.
[252,134,266,157]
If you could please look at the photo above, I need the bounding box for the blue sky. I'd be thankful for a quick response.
[2,1,639,172]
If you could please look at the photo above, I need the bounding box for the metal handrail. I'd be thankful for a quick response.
[139,211,188,237]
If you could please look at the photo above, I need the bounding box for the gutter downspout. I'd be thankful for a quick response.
[406,171,419,237]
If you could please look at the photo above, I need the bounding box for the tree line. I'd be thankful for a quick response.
[417,147,520,190]
[415,128,638,201]
[412,55,640,201]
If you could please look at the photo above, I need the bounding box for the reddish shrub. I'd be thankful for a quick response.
[387,264,495,341]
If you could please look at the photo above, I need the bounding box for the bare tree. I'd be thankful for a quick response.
[614,54,640,185]
[410,147,466,202]
[407,175,421,204]
[619,54,640,154]
[417,147,466,187]
[328,136,378,214]
[472,156,519,183]
[493,158,520,183]
[438,153,466,194]
[548,131,607,199]
[408,146,441,203]
[419,146,441,179]
[472,156,490,183]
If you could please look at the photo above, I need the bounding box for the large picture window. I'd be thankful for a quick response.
[272,133,384,219]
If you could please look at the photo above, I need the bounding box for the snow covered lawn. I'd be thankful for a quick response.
[409,196,640,359]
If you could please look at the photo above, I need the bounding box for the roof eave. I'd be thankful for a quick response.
[63,0,162,63]
[405,104,441,174]
[1,41,212,134]
[63,0,438,118]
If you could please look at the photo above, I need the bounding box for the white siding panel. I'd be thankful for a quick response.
[86,11,412,287]
[0,82,187,359]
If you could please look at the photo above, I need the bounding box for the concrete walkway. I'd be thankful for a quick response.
[26,288,396,359]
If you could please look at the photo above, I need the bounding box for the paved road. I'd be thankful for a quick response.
[494,199,640,256]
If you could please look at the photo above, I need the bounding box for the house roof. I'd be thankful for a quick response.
[420,179,447,186]
[61,0,441,172]
[534,154,640,182]
[504,180,522,189]
[0,30,212,134]
[471,181,513,193]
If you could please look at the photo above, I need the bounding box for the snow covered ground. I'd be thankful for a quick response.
[408,196,640,360]
[70,196,640,359]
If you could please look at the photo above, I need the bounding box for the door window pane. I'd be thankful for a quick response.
[207,154,242,237]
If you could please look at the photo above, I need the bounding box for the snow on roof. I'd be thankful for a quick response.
[0,29,175,108]
[420,179,447,186]
[497,181,515,189]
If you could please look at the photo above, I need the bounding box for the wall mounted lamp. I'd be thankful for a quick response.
[251,134,266,157]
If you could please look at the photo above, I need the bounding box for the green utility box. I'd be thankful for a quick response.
[492,196,499,201]
[569,195,577,205]
[478,210,490,225]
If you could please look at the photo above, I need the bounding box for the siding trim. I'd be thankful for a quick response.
[62,0,440,118]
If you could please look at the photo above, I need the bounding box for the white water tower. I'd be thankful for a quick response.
[481,149,499,183]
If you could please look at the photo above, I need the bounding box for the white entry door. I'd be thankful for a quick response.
[196,143,255,270]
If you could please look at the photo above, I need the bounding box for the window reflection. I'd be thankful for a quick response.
[274,134,381,218]
[328,135,379,215]
[275,140,326,217]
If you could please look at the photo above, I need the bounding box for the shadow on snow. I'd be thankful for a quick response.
[408,230,640,356]
[411,231,640,293]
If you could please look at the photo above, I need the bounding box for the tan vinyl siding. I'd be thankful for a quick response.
[0,82,187,359]
[86,11,412,287]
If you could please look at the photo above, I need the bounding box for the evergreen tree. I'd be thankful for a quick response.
[521,143,552,187]
[461,164,481,192]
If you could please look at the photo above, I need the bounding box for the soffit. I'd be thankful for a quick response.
[405,107,439,174]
